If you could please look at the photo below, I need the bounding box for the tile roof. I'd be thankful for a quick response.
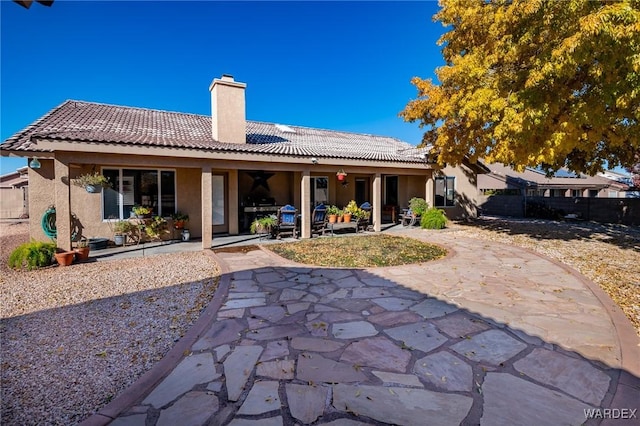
[482,161,628,189]
[1,100,428,164]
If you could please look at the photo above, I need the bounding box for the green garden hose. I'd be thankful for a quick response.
[41,206,79,240]
[41,206,57,239]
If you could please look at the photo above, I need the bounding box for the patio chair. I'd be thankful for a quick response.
[357,202,373,232]
[272,204,298,239]
[400,208,420,227]
[310,204,328,236]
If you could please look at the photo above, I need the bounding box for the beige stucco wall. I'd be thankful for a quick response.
[23,150,442,244]
[440,164,481,220]
[27,162,206,243]
[28,160,56,241]
[0,188,26,218]
[399,175,429,208]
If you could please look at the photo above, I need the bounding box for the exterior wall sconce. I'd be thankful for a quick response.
[336,169,347,181]
[29,158,41,169]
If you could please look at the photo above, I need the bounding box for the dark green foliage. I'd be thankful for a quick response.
[8,241,56,270]
[420,208,448,229]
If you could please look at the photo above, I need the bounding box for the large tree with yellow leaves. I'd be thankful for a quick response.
[401,0,640,175]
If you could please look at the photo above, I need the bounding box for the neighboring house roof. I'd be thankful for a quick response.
[1,100,429,164]
[481,161,628,190]
[599,170,634,187]
[0,166,28,189]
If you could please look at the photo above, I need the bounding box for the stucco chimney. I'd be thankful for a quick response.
[209,74,247,144]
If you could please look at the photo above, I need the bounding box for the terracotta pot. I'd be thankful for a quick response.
[337,215,344,222]
[328,214,337,224]
[54,251,75,267]
[343,213,352,223]
[74,247,90,262]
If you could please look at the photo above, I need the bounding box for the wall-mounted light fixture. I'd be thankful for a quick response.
[311,157,318,165]
[29,158,41,169]
[336,169,347,181]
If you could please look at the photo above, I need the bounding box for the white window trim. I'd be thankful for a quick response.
[102,167,177,221]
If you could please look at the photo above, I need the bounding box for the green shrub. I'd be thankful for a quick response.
[409,197,429,216]
[420,208,448,229]
[8,241,56,270]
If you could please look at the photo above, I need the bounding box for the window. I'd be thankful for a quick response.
[571,189,582,198]
[435,176,455,207]
[310,176,329,207]
[102,168,176,220]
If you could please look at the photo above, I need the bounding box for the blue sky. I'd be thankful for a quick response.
[0,1,444,175]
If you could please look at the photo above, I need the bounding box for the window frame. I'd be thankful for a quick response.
[434,176,456,208]
[102,167,177,221]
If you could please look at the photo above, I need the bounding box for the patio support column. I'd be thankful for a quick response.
[201,167,213,249]
[426,173,435,209]
[293,172,301,210]
[300,170,311,239]
[228,169,239,235]
[372,173,382,232]
[54,157,72,251]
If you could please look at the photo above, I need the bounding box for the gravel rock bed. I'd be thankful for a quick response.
[0,222,220,425]
[444,217,640,336]
[1,217,638,424]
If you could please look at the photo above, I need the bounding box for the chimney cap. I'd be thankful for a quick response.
[210,74,246,91]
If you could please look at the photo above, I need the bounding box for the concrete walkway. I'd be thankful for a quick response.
[85,229,639,426]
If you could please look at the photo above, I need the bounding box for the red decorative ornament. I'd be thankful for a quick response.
[336,169,347,181]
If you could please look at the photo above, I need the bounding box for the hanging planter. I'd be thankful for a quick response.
[84,184,103,193]
[336,169,347,181]
[72,171,111,193]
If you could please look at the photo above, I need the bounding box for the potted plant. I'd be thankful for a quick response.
[74,238,91,261]
[336,208,344,222]
[343,200,359,223]
[132,205,153,219]
[145,216,169,240]
[113,220,134,246]
[54,248,75,267]
[250,215,277,236]
[72,172,111,193]
[171,211,189,230]
[352,207,367,221]
[327,205,340,223]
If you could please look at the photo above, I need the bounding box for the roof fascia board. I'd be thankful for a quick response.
[49,151,435,176]
[32,139,435,171]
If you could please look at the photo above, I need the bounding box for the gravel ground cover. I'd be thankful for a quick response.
[0,222,220,425]
[1,217,638,424]
[445,216,640,336]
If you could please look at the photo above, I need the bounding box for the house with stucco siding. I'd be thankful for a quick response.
[0,74,484,250]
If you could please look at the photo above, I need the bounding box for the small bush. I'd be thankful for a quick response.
[8,241,56,270]
[409,197,429,216]
[420,208,448,229]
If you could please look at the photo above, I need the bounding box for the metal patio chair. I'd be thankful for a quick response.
[272,204,298,239]
[310,204,328,236]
